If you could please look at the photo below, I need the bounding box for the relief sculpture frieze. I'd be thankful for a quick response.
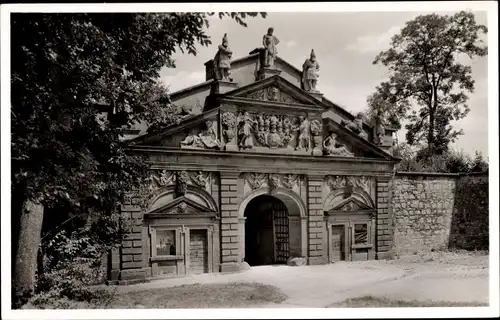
[244,86,302,104]
[243,172,301,192]
[325,175,374,196]
[236,111,323,152]
[180,120,222,150]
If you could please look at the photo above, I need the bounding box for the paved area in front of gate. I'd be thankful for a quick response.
[118,251,489,308]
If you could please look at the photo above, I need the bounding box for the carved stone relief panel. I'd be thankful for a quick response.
[243,172,302,195]
[244,86,302,104]
[237,111,299,150]
[236,111,325,154]
[221,111,237,145]
[180,119,222,150]
[322,132,354,157]
[324,175,375,198]
[148,170,217,197]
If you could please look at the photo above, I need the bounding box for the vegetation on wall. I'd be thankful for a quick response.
[394,142,488,173]
[449,174,489,251]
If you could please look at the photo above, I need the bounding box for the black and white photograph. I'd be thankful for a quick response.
[1,2,498,319]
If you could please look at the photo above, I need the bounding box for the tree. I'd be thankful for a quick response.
[367,11,487,155]
[11,12,266,307]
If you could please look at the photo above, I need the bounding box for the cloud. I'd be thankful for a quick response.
[160,70,206,92]
[345,25,401,55]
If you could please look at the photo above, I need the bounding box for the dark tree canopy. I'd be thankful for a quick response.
[367,11,487,155]
[11,12,266,214]
[10,12,266,306]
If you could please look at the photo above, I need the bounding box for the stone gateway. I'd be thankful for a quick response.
[108,33,399,284]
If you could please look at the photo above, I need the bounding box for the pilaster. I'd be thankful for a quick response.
[376,176,393,259]
[219,172,243,272]
[307,174,326,265]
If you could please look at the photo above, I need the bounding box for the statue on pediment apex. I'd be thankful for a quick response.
[302,49,320,92]
[214,33,233,81]
[262,27,280,68]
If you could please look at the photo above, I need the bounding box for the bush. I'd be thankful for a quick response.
[395,144,488,173]
[31,212,131,307]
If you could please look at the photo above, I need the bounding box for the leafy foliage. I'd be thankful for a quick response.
[449,174,489,251]
[367,11,487,155]
[394,142,488,173]
[11,12,265,304]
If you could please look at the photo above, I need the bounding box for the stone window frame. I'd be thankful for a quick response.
[352,222,371,248]
[149,225,184,262]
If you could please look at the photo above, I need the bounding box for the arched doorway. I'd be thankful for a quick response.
[244,195,290,266]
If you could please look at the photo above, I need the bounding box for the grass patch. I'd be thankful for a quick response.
[26,282,287,309]
[331,296,488,308]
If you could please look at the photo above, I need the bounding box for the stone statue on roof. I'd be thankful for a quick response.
[262,27,280,67]
[214,33,233,81]
[302,49,320,92]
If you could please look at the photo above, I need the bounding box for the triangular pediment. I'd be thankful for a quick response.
[329,196,373,212]
[225,75,324,107]
[144,196,217,219]
[128,108,222,147]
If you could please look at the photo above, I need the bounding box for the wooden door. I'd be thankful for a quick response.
[272,202,289,264]
[330,225,345,262]
[189,229,208,274]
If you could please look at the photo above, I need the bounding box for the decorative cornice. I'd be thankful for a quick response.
[220,96,322,112]
[126,145,397,164]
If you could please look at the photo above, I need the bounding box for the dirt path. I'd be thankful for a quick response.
[118,252,489,308]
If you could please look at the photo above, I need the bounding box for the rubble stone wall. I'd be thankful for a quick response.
[391,172,489,255]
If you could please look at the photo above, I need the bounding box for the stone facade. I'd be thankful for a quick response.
[391,173,456,255]
[107,36,404,284]
[390,172,490,255]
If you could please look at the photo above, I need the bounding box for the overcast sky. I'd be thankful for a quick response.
[159,11,489,157]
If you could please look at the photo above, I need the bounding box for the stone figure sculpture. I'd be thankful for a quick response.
[199,120,221,149]
[221,112,237,143]
[180,128,204,148]
[323,132,353,157]
[262,27,280,67]
[301,49,320,92]
[295,116,311,151]
[373,110,386,145]
[213,33,233,81]
[341,113,367,138]
[238,111,257,149]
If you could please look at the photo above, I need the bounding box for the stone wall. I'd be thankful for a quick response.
[391,172,489,255]
[449,172,489,250]
[391,173,456,255]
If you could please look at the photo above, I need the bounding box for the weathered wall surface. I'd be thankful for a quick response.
[391,172,489,256]
[391,173,456,255]
[449,173,489,250]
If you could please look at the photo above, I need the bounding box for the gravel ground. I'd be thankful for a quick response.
[117,250,489,308]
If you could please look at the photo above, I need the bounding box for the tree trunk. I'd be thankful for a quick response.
[428,110,435,153]
[427,86,439,155]
[12,199,44,308]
